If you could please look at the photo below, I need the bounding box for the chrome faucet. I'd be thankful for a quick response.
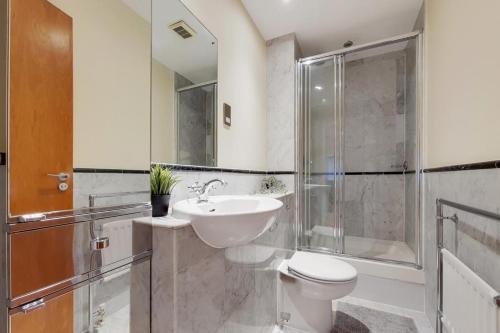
[188,178,227,202]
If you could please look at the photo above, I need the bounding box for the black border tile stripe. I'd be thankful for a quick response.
[423,160,500,173]
[154,163,295,175]
[0,152,5,166]
[311,170,416,176]
[73,168,150,174]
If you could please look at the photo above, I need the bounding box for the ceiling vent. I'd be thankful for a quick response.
[169,20,196,39]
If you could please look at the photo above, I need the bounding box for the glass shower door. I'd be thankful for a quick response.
[299,56,344,254]
[342,39,419,263]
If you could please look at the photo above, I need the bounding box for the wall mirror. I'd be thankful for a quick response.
[151,0,218,167]
[8,0,152,216]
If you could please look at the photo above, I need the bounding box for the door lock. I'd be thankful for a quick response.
[58,183,69,192]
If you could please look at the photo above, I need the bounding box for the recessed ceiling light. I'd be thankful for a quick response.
[314,86,323,91]
[322,98,327,103]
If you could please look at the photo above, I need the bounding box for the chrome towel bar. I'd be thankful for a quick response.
[436,198,500,333]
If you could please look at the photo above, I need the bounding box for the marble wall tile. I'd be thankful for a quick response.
[73,172,149,208]
[266,34,298,172]
[423,169,500,328]
[344,174,405,241]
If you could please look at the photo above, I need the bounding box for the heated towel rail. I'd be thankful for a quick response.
[436,198,500,333]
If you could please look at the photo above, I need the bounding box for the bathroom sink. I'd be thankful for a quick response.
[172,195,283,248]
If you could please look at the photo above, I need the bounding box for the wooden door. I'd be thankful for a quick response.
[9,0,73,216]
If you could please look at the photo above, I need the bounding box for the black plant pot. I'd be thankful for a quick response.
[151,194,170,217]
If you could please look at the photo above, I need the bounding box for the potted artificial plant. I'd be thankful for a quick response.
[150,165,179,217]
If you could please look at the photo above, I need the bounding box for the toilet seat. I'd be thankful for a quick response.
[288,251,357,284]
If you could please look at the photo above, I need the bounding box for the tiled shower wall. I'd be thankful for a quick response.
[423,168,500,329]
[343,48,417,243]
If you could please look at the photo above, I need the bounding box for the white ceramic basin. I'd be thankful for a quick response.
[172,195,283,248]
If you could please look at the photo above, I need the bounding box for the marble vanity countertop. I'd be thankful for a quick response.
[134,216,191,229]
[254,191,293,200]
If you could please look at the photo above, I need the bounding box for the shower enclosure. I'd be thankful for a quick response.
[297,32,422,266]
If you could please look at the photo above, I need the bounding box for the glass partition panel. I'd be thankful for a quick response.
[299,58,342,253]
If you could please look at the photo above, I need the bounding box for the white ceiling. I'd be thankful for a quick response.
[122,0,217,84]
[241,0,423,57]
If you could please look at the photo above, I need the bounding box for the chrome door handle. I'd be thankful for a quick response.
[47,172,70,181]
[91,237,110,250]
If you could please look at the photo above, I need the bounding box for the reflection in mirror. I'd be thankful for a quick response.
[151,0,218,167]
[8,0,152,215]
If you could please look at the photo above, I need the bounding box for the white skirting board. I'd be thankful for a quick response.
[441,249,500,333]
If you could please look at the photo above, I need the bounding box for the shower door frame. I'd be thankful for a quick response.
[295,30,424,268]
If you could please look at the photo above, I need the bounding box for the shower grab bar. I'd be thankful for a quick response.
[436,198,500,333]
[89,190,150,207]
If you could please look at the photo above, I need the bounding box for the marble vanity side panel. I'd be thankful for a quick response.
[130,259,152,332]
[423,169,500,328]
[73,172,149,208]
[152,226,175,333]
[176,235,225,333]
[266,33,297,171]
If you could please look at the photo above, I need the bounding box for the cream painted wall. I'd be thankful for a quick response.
[181,0,268,170]
[49,0,151,170]
[424,0,500,168]
[151,59,176,163]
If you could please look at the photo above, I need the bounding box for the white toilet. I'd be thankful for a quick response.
[278,251,358,333]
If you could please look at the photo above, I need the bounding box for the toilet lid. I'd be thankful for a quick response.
[288,251,357,283]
